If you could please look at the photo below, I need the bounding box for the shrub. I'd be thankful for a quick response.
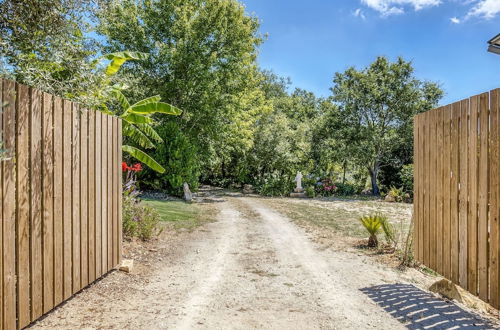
[123,195,162,241]
[334,182,360,196]
[400,164,414,196]
[388,186,405,202]
[359,214,386,247]
[381,217,396,245]
[305,186,316,198]
[256,175,294,197]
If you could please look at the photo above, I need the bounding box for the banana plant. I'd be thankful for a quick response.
[100,51,182,173]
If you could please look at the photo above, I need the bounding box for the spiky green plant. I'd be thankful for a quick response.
[359,214,386,247]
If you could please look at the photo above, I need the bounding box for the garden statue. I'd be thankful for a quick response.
[294,171,303,193]
[183,182,192,202]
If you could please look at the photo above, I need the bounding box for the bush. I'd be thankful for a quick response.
[123,195,162,241]
[388,186,405,202]
[139,121,200,196]
[400,164,413,196]
[305,186,316,198]
[334,182,360,196]
[257,175,294,196]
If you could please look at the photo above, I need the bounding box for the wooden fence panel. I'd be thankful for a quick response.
[0,79,122,329]
[414,88,500,310]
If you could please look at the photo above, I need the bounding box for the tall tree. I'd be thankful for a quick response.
[331,56,442,195]
[96,0,264,173]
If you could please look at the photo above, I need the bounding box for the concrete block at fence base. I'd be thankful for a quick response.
[119,259,134,273]
[429,279,492,313]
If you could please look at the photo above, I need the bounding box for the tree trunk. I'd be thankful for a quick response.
[342,161,347,184]
[368,165,380,196]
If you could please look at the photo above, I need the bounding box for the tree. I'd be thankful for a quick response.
[96,0,264,174]
[0,0,100,103]
[331,56,442,195]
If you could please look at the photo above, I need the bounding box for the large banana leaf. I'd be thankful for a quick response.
[122,145,165,173]
[130,95,161,107]
[122,124,155,149]
[128,102,182,115]
[136,123,163,143]
[121,112,153,124]
[104,51,149,75]
[111,89,130,111]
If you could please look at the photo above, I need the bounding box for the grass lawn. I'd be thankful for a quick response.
[259,197,413,242]
[142,198,216,231]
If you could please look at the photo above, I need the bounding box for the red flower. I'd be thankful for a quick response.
[122,162,129,172]
[131,163,142,172]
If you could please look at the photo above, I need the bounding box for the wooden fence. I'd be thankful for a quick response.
[413,88,499,309]
[0,79,122,329]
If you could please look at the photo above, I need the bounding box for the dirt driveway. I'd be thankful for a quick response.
[32,195,496,329]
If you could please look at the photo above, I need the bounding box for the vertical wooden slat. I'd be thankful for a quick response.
[436,108,444,275]
[459,98,469,289]
[489,89,499,309]
[450,101,460,284]
[80,109,89,287]
[477,92,489,301]
[88,110,96,283]
[112,118,118,266]
[95,111,102,278]
[430,110,437,269]
[30,87,43,321]
[117,119,123,265]
[107,117,113,270]
[468,96,478,294]
[417,114,424,263]
[72,104,81,293]
[53,97,63,306]
[2,80,17,330]
[413,116,419,262]
[17,83,31,328]
[62,99,72,300]
[42,92,54,313]
[442,104,452,279]
[423,111,430,266]
[0,78,3,329]
[101,115,108,273]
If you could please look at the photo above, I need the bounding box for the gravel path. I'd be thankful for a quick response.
[31,196,494,329]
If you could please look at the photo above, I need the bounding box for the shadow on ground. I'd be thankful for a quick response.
[361,283,495,329]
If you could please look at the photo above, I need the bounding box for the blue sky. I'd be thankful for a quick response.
[241,0,499,105]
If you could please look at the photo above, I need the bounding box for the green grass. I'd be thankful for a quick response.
[141,198,214,231]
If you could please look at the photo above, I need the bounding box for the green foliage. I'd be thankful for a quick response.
[359,214,386,247]
[388,186,405,202]
[139,122,200,196]
[305,186,316,198]
[381,217,396,245]
[334,182,360,196]
[330,56,443,195]
[122,195,162,241]
[256,175,294,197]
[400,164,414,195]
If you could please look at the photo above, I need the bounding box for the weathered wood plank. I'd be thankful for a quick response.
[467,96,478,294]
[107,116,113,271]
[442,104,452,279]
[17,83,31,328]
[62,99,73,300]
[80,109,89,287]
[477,92,489,301]
[101,114,108,273]
[2,79,17,330]
[95,111,102,278]
[459,98,469,289]
[42,92,54,313]
[53,96,64,306]
[72,104,81,293]
[488,89,499,308]
[88,110,96,283]
[118,119,123,265]
[30,87,43,321]
[450,101,460,284]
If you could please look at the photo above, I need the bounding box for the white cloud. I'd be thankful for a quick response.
[361,0,441,16]
[466,0,500,19]
[353,8,367,19]
[450,16,461,23]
